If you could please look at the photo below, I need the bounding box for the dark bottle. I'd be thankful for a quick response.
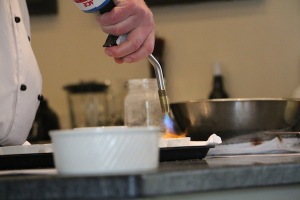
[208,63,229,99]
[28,99,60,143]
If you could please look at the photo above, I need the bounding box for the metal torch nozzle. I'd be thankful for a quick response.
[147,54,183,135]
[158,89,170,114]
[147,54,170,114]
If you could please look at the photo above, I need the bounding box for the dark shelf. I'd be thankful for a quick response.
[26,0,58,16]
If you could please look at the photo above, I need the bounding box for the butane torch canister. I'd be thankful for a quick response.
[73,0,114,13]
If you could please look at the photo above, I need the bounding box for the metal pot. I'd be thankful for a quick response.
[170,98,300,143]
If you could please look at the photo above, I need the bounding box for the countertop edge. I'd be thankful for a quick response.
[1,160,299,199]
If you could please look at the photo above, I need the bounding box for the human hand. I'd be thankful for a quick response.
[97,0,155,64]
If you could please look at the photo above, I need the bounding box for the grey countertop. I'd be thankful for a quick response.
[0,153,300,199]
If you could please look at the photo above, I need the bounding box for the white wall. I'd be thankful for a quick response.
[30,0,300,128]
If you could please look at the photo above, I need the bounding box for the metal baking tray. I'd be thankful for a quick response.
[159,145,214,162]
[0,153,54,170]
[0,146,214,170]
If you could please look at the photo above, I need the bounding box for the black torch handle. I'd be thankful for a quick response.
[99,0,122,47]
[99,0,115,14]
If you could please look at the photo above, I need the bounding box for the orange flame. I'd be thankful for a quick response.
[162,114,187,138]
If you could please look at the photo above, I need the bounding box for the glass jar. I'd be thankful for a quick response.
[124,79,163,130]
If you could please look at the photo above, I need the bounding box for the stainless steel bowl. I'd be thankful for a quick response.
[170,98,300,142]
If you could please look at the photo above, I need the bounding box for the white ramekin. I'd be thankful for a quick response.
[50,126,160,175]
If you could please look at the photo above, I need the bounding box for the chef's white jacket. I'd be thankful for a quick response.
[0,0,42,146]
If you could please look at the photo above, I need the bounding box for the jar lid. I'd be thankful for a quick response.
[125,78,158,88]
[64,81,110,94]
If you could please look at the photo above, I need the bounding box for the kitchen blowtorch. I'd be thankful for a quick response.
[73,0,178,133]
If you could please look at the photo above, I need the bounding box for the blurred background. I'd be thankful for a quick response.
[27,0,300,129]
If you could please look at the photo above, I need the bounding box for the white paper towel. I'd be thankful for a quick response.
[208,137,300,156]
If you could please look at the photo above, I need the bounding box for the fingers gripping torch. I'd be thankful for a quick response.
[73,0,170,115]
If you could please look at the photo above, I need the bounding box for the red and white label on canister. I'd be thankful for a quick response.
[72,0,107,12]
